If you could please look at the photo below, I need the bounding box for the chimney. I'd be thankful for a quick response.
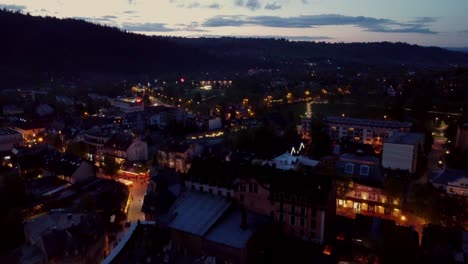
[240,205,248,230]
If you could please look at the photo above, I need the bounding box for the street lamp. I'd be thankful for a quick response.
[435,117,439,127]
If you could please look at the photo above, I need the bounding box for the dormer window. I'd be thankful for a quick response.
[359,165,370,176]
[344,163,354,174]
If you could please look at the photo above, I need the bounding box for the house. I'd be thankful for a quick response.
[44,151,96,184]
[146,106,185,129]
[158,141,202,173]
[14,118,47,146]
[268,171,335,244]
[326,116,412,146]
[103,133,148,163]
[80,130,111,162]
[0,127,23,152]
[430,169,468,196]
[382,132,425,174]
[23,212,106,264]
[166,192,269,264]
[112,97,144,113]
[335,152,403,218]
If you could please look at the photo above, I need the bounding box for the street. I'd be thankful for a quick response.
[126,179,148,222]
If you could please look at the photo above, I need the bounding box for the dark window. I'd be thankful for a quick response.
[279,202,284,212]
[199,186,203,192]
[291,205,295,214]
[218,190,222,196]
[209,188,213,194]
[240,194,244,202]
[253,184,258,193]
[227,192,231,199]
[300,207,306,216]
[279,213,284,223]
[290,215,296,225]
[248,183,253,192]
[240,184,246,192]
[300,218,305,227]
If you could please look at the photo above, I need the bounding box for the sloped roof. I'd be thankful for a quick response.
[431,169,468,185]
[168,192,231,236]
[44,151,85,177]
[204,210,269,249]
[104,133,134,151]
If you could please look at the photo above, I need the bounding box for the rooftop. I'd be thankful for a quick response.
[0,127,21,136]
[384,132,425,145]
[204,210,269,249]
[104,133,134,151]
[168,192,231,236]
[326,117,412,129]
[430,168,468,185]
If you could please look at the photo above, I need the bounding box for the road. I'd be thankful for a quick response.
[126,179,148,221]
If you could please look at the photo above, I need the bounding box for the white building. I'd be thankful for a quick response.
[430,169,468,196]
[382,132,425,173]
[112,97,144,113]
[104,134,148,162]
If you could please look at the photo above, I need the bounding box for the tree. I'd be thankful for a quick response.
[103,155,120,176]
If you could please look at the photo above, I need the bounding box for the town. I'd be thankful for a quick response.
[0,65,467,264]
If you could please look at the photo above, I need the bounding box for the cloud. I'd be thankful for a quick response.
[207,3,222,9]
[410,17,437,24]
[0,4,26,11]
[265,2,281,10]
[202,14,437,34]
[245,0,261,10]
[123,10,137,14]
[122,22,176,32]
[301,0,308,4]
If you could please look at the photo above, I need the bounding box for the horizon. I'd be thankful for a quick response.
[1,0,468,48]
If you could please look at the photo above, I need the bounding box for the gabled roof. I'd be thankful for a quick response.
[168,192,231,236]
[104,133,134,151]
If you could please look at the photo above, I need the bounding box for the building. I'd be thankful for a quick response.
[104,134,148,163]
[146,106,185,129]
[157,141,202,173]
[266,150,319,171]
[382,132,425,173]
[44,151,96,184]
[81,130,111,162]
[326,117,412,147]
[430,169,468,196]
[455,123,468,151]
[112,97,144,113]
[165,192,269,264]
[23,212,106,264]
[14,118,47,146]
[0,127,23,152]
[335,152,403,218]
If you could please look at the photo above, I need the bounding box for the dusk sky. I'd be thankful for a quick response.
[1,0,468,47]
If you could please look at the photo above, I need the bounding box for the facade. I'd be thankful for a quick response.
[335,152,403,218]
[15,118,47,146]
[0,127,23,152]
[455,123,468,151]
[104,134,148,163]
[158,142,202,173]
[81,131,111,162]
[382,132,425,173]
[430,169,468,196]
[326,117,412,147]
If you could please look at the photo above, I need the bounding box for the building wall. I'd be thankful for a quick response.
[236,179,273,216]
[0,131,23,151]
[336,182,402,217]
[456,127,468,151]
[382,143,416,173]
[127,140,148,161]
[447,177,468,196]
